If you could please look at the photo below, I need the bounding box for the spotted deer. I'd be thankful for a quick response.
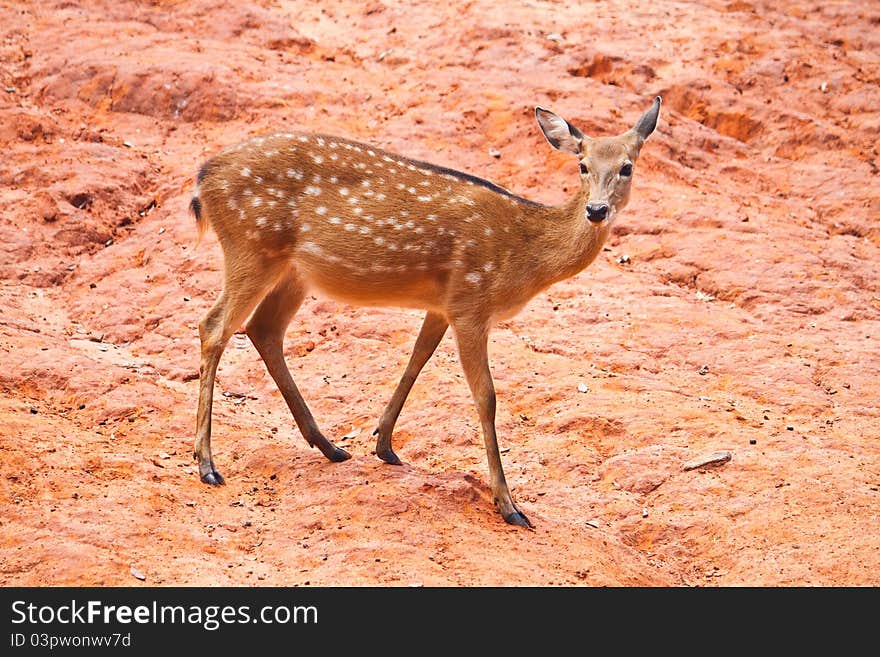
[190,96,660,527]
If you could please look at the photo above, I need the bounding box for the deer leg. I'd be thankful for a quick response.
[452,320,532,528]
[195,261,285,485]
[373,311,448,465]
[245,270,350,463]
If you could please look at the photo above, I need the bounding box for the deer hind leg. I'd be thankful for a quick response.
[452,319,533,528]
[245,269,350,463]
[195,257,287,485]
[373,311,448,465]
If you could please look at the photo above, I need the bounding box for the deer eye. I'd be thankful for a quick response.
[579,163,588,175]
[619,162,633,177]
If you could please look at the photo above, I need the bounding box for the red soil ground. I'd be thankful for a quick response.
[1,0,878,586]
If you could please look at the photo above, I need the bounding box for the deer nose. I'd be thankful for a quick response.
[586,203,608,223]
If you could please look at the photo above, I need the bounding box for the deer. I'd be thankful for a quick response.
[189,96,660,527]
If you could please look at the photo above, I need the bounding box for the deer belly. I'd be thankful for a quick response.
[293,244,444,310]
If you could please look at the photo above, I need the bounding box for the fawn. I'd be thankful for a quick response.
[190,96,660,527]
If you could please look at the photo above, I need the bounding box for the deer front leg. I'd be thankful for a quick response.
[374,311,448,465]
[452,320,533,528]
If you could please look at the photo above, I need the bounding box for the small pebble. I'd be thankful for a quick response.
[683,450,732,471]
[749,438,757,445]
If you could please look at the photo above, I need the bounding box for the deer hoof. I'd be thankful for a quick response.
[326,446,351,463]
[200,470,226,486]
[377,448,403,466]
[502,508,534,529]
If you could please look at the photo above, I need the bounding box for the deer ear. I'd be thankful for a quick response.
[535,107,584,155]
[633,96,661,141]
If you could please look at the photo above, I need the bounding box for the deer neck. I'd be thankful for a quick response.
[531,184,613,288]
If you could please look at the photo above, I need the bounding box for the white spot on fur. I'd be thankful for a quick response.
[256,216,268,227]
[417,195,432,202]
[483,262,494,272]
[374,236,385,245]
[252,197,263,207]
[313,155,324,165]
[316,137,325,146]
[241,167,251,177]
[300,223,311,232]
[304,186,321,196]
[286,168,304,180]
[330,153,339,161]
[345,223,356,231]
[339,187,350,196]
[315,206,327,215]
[485,227,493,236]
[361,180,371,188]
[359,225,371,234]
[300,241,322,255]
[329,216,342,224]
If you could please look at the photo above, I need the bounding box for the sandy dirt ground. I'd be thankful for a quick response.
[1,0,878,586]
